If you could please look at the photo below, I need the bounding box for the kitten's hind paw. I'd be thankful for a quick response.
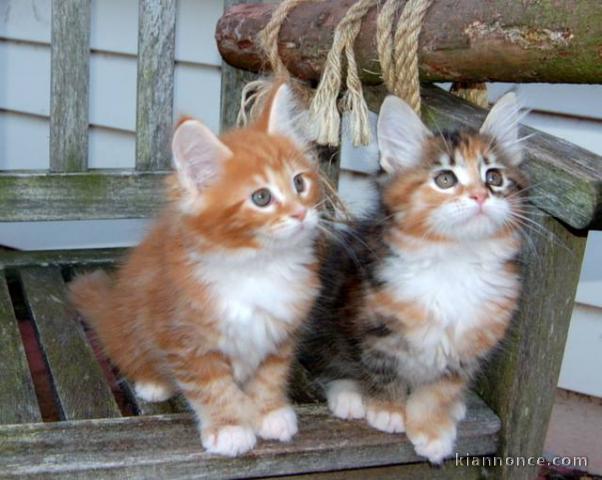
[326,380,366,420]
[134,381,174,402]
[258,406,298,442]
[202,425,256,457]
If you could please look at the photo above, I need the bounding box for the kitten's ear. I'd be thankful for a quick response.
[171,119,232,193]
[480,92,524,165]
[377,95,430,173]
[266,83,308,149]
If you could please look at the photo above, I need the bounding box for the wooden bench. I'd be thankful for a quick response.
[1,1,601,479]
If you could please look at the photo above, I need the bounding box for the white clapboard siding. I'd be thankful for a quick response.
[0,0,224,172]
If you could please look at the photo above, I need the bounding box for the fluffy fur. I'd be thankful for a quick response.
[301,93,528,463]
[70,84,322,457]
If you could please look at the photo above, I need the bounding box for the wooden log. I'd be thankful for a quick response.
[0,399,499,478]
[136,0,176,171]
[50,0,91,172]
[19,267,121,420]
[363,85,602,230]
[216,0,602,84]
[0,274,41,425]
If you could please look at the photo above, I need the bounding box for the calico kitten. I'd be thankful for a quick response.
[70,84,322,457]
[302,93,527,463]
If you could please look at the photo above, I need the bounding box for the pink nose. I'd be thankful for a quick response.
[469,191,488,206]
[291,208,307,221]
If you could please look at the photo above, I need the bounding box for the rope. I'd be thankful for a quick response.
[258,0,309,77]
[237,0,434,146]
[450,81,489,108]
[308,0,375,146]
[377,0,433,113]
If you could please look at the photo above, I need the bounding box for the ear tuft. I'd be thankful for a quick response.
[480,92,525,165]
[377,95,431,173]
[171,120,232,193]
[267,83,308,149]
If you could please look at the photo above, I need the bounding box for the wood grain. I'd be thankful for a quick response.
[0,248,125,271]
[0,171,167,221]
[19,267,121,420]
[0,398,499,478]
[216,0,602,84]
[0,274,41,425]
[50,0,91,172]
[477,213,587,480]
[136,0,176,171]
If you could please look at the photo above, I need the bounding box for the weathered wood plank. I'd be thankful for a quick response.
[0,274,41,425]
[50,0,91,172]
[0,171,167,221]
[0,398,499,479]
[136,0,176,171]
[477,213,587,480]
[19,267,121,420]
[265,462,484,480]
[217,0,602,84]
[364,84,602,230]
[0,248,125,271]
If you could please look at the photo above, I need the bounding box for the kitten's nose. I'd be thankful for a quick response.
[469,191,488,206]
[291,207,307,221]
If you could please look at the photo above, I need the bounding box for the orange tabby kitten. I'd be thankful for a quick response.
[70,84,322,456]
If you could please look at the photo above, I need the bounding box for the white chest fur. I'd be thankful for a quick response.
[378,237,519,371]
[193,245,316,383]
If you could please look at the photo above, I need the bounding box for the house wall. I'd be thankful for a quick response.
[1,0,600,396]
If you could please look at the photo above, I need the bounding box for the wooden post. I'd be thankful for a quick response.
[136,0,176,171]
[477,215,587,480]
[50,0,91,172]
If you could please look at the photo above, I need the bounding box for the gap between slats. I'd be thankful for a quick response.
[19,266,121,420]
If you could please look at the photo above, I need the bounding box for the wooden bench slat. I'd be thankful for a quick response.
[19,267,121,420]
[0,171,166,221]
[50,0,91,172]
[136,0,176,171]
[0,397,499,479]
[0,274,41,425]
[0,248,126,271]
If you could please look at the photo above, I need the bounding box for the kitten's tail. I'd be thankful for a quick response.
[68,270,113,330]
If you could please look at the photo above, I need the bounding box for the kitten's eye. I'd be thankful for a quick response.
[434,171,457,189]
[251,188,272,207]
[486,168,504,187]
[293,174,305,193]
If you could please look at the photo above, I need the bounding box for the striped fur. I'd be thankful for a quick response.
[69,84,322,457]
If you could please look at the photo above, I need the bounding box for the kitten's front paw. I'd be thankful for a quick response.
[366,406,405,433]
[407,425,457,464]
[326,380,365,420]
[202,425,256,457]
[134,381,174,402]
[258,406,298,442]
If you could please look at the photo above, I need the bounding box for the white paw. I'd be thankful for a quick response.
[202,425,256,457]
[134,381,174,402]
[326,380,365,420]
[258,406,298,442]
[409,427,456,464]
[450,401,467,422]
[366,408,405,433]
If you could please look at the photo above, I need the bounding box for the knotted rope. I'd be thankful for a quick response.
[237,0,435,146]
